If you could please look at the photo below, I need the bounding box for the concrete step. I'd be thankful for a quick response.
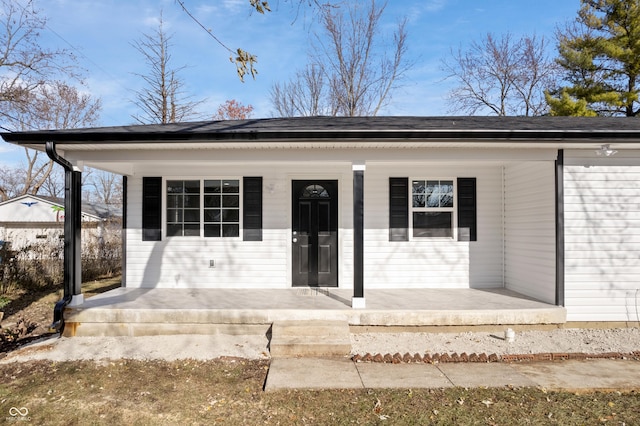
[270,320,351,357]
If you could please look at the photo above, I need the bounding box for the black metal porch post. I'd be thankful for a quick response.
[353,164,365,308]
[555,149,565,306]
[46,142,83,332]
[70,168,82,297]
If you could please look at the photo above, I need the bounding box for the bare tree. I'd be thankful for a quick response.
[271,0,410,117]
[0,167,23,201]
[19,81,102,129]
[0,82,101,201]
[443,33,559,116]
[131,13,205,124]
[41,166,64,198]
[271,64,333,116]
[83,169,123,215]
[0,0,76,125]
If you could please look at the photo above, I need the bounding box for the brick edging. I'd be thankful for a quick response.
[351,351,640,364]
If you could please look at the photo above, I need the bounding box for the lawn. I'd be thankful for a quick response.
[1,358,638,425]
[1,277,639,425]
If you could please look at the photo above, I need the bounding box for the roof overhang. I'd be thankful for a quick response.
[4,116,640,152]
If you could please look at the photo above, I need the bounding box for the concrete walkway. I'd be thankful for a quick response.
[264,358,640,391]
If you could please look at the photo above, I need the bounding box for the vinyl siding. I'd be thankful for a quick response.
[123,150,561,293]
[363,164,503,289]
[126,163,353,288]
[564,164,640,321]
[504,162,556,303]
[125,161,505,290]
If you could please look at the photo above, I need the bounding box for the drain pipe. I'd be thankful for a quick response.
[46,141,83,333]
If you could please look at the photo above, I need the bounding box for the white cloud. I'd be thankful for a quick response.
[221,0,246,14]
[142,16,161,28]
[424,0,448,12]
[0,143,15,154]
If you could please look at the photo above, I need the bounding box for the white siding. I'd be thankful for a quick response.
[504,162,556,303]
[0,196,62,223]
[564,163,640,321]
[363,164,504,289]
[126,163,354,288]
[125,160,507,290]
[122,148,561,293]
[0,195,105,251]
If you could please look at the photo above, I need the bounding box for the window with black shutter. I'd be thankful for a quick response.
[389,176,476,241]
[142,176,263,240]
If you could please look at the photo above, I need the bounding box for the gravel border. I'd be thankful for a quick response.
[2,327,640,363]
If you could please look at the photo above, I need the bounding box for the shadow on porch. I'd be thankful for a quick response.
[62,287,566,337]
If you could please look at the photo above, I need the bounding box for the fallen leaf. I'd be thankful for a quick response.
[373,398,382,414]
[481,400,494,407]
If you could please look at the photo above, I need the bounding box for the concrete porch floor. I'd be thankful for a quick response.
[63,287,566,337]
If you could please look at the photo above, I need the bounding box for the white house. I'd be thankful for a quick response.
[2,116,640,326]
[0,194,115,252]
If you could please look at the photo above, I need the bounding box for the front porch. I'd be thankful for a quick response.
[62,287,566,337]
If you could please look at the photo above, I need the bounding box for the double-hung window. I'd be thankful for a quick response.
[411,179,455,238]
[388,177,475,242]
[204,179,240,237]
[166,179,240,238]
[166,180,201,237]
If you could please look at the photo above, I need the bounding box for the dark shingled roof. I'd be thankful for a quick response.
[3,116,640,144]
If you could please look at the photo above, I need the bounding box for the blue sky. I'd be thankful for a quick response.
[1,0,581,166]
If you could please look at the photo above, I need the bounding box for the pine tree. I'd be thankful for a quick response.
[545,90,597,116]
[550,0,640,116]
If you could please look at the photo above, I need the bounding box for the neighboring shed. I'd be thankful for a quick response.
[0,194,119,252]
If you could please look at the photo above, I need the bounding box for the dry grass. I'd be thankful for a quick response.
[0,276,121,352]
[1,358,639,425]
[2,277,640,424]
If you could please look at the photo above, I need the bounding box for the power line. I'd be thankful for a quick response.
[174,0,234,54]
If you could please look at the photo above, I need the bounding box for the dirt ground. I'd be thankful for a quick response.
[0,276,121,354]
[3,276,640,362]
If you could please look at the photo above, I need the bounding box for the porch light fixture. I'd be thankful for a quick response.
[596,144,617,156]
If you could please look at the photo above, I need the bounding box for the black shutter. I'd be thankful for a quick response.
[389,177,409,241]
[142,177,162,241]
[457,177,477,242]
[243,177,263,241]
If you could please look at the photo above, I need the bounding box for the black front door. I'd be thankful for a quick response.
[292,180,338,287]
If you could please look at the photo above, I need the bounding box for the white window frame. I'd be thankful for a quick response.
[163,177,242,239]
[409,178,457,240]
